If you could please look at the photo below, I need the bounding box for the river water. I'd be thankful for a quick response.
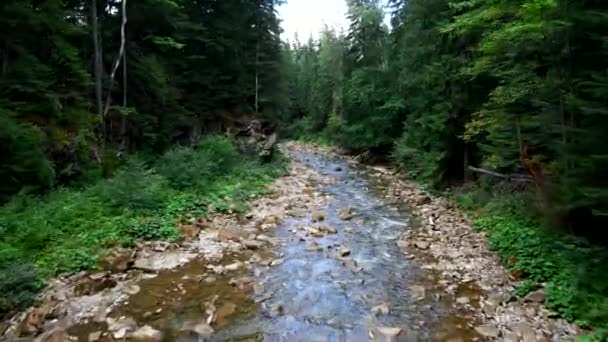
[70,150,479,341]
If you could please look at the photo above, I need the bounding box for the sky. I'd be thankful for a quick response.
[277,0,349,42]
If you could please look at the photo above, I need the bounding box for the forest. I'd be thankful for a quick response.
[284,0,608,337]
[1,0,608,339]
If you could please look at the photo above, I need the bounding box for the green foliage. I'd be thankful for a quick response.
[0,262,43,317]
[0,113,54,201]
[157,136,239,191]
[0,137,285,318]
[93,159,170,212]
[455,188,608,336]
[0,0,288,201]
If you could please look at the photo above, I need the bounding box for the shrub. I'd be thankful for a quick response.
[455,188,608,338]
[0,113,54,202]
[93,159,170,212]
[0,262,43,318]
[156,136,238,191]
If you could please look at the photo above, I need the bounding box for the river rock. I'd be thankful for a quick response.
[414,241,430,250]
[456,296,470,305]
[218,229,240,241]
[524,288,546,303]
[180,321,214,338]
[339,208,355,221]
[307,244,323,252]
[339,247,351,257]
[107,316,137,339]
[256,234,277,245]
[215,302,237,323]
[270,259,284,267]
[17,307,47,336]
[74,274,117,296]
[372,325,403,341]
[224,261,243,272]
[88,331,102,341]
[242,239,264,250]
[269,303,284,317]
[100,248,134,273]
[132,325,163,341]
[502,330,519,342]
[410,285,426,301]
[312,212,325,222]
[512,322,537,342]
[474,324,500,338]
[133,251,197,272]
[416,195,432,206]
[371,303,390,316]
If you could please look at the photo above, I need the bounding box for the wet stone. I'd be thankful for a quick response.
[475,324,500,338]
[371,303,390,316]
[311,212,325,222]
[524,288,546,303]
[132,325,163,341]
[414,241,430,250]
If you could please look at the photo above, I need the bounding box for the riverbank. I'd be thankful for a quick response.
[1,142,590,341]
[0,136,285,324]
[288,141,581,341]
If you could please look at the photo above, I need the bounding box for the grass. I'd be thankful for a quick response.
[0,136,286,318]
[453,188,608,341]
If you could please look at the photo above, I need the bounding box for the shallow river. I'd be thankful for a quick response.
[71,151,479,341]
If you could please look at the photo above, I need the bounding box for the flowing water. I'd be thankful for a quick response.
[69,151,480,341]
[212,151,431,341]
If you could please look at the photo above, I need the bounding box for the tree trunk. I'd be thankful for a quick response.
[103,0,128,117]
[255,41,259,113]
[91,0,103,118]
[120,37,128,151]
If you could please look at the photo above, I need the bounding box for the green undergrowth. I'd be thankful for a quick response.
[294,133,336,147]
[453,188,608,341]
[0,136,286,318]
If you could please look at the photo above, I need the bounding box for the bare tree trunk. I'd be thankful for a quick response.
[1,46,8,76]
[103,0,128,117]
[254,41,259,113]
[91,0,103,118]
[120,38,128,151]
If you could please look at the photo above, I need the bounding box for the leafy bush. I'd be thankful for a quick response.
[93,159,170,212]
[156,136,239,191]
[0,137,286,317]
[0,262,43,318]
[0,113,54,202]
[455,188,608,339]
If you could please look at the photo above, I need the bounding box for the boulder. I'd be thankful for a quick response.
[339,208,355,221]
[474,324,500,338]
[132,325,163,341]
[100,248,134,273]
[414,241,430,250]
[312,212,325,222]
[218,229,240,241]
[74,274,117,296]
[524,288,546,303]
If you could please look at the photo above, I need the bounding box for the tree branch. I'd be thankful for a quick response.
[467,166,533,182]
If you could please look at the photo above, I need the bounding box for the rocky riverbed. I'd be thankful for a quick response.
[1,143,579,341]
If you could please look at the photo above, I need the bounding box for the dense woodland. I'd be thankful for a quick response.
[2,0,608,337]
[1,0,287,202]
[284,0,608,335]
[286,0,608,236]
